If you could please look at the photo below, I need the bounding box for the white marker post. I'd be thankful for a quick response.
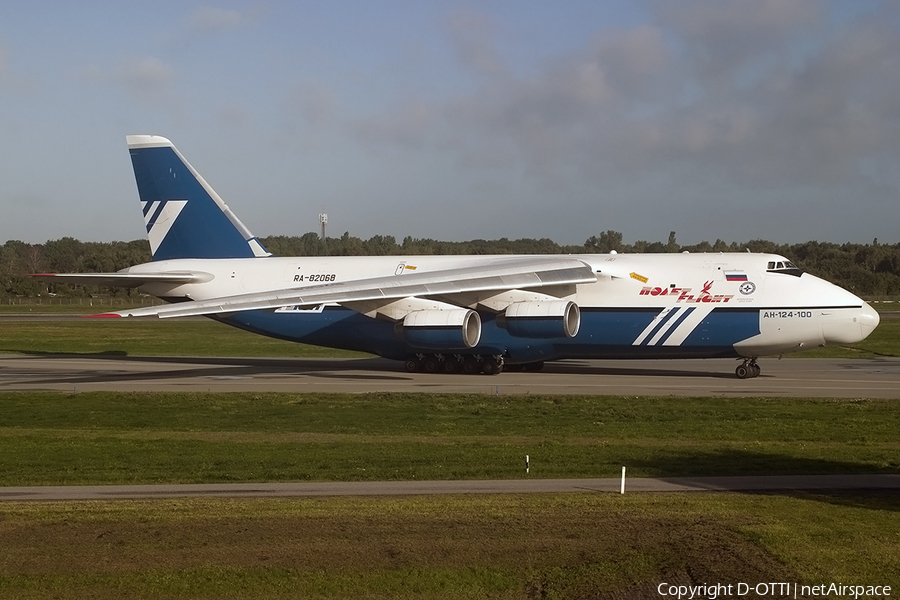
[620,466,626,494]
[526,455,530,475]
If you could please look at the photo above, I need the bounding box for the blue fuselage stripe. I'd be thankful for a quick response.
[221,305,763,363]
[640,307,680,346]
[656,306,696,345]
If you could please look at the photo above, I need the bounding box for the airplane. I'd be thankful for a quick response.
[35,135,880,378]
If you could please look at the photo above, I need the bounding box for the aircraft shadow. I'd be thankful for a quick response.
[0,353,409,385]
[630,448,900,511]
[0,352,750,383]
[544,360,739,379]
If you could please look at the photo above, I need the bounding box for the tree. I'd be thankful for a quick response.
[584,230,624,253]
[666,231,678,253]
[3,233,900,298]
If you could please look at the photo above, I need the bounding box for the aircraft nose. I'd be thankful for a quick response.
[821,302,880,345]
[859,303,880,340]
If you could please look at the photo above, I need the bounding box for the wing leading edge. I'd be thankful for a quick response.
[94,257,597,319]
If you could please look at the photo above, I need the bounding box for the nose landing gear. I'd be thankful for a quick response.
[735,358,761,379]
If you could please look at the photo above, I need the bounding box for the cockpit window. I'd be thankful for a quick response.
[766,260,803,277]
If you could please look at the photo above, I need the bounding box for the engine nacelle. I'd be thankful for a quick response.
[400,309,482,350]
[499,300,580,339]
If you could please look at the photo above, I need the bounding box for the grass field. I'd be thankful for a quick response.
[0,390,897,598]
[1,395,898,600]
[0,391,897,485]
[0,492,897,599]
[0,318,366,358]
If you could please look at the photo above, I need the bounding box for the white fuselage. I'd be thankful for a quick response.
[124,251,878,361]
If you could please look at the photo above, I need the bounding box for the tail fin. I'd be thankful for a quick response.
[127,135,271,260]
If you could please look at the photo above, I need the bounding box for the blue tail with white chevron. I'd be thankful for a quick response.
[127,135,271,261]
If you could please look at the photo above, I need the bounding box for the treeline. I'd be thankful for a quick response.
[4,231,900,299]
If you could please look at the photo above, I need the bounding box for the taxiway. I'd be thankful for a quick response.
[1,354,899,397]
[2,474,899,501]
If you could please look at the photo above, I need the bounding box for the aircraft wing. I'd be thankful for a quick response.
[95,257,597,319]
[32,272,202,288]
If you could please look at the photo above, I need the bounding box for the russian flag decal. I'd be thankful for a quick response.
[725,272,748,282]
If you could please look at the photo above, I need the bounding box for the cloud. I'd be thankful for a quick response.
[334,2,900,212]
[446,10,506,77]
[590,24,668,95]
[619,11,900,189]
[72,56,177,110]
[656,0,824,79]
[0,40,41,95]
[116,56,174,93]
[344,20,673,186]
[285,80,338,127]
[437,23,670,181]
[186,7,245,34]
[755,18,900,180]
[171,6,263,49]
[215,104,253,129]
[351,99,440,149]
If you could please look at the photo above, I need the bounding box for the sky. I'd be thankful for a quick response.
[1,0,899,248]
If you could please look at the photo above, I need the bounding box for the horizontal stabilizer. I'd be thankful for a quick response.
[97,257,597,319]
[32,271,204,288]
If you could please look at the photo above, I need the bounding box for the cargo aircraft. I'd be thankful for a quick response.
[36,135,880,378]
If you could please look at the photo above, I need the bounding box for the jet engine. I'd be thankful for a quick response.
[499,300,580,339]
[400,309,482,350]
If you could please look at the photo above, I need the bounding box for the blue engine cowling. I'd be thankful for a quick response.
[400,309,482,350]
[498,300,580,339]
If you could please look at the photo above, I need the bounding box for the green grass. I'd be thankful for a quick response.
[1,391,897,597]
[1,392,897,485]
[0,319,367,358]
[0,493,897,599]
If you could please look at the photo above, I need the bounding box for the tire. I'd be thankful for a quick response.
[735,365,751,379]
[461,357,479,375]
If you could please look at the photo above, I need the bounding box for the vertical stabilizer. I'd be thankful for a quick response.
[127,135,271,260]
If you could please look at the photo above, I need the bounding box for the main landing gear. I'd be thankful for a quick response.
[405,354,504,375]
[735,358,761,379]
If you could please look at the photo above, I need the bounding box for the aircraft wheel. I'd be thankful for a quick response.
[461,357,480,375]
[423,356,440,373]
[405,357,421,373]
[481,359,501,376]
[442,359,459,374]
[751,364,761,378]
[735,364,752,379]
